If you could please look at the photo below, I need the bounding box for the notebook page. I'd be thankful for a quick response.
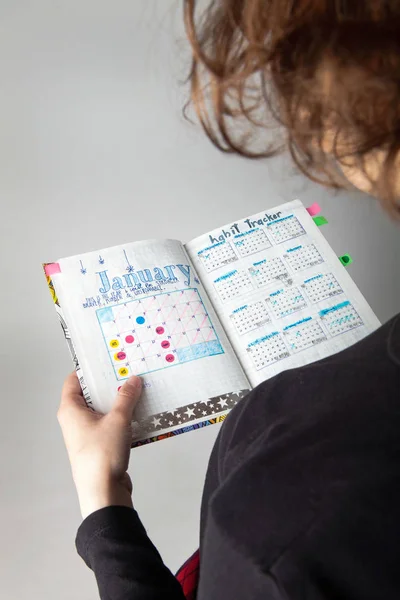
[51,239,249,445]
[185,200,380,387]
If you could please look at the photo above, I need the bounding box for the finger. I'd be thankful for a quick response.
[112,376,142,421]
[58,372,87,419]
[121,472,133,495]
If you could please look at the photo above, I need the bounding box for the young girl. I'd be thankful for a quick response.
[58,2,400,599]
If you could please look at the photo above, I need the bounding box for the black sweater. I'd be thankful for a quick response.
[76,313,400,600]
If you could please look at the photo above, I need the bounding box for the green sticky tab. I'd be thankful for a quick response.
[339,254,353,267]
[313,216,328,226]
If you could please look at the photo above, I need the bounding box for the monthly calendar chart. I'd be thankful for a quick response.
[266,286,308,319]
[302,273,343,304]
[247,332,290,370]
[266,214,306,244]
[230,301,271,335]
[249,257,292,288]
[285,244,324,272]
[214,269,254,303]
[283,317,327,353]
[319,301,364,337]
[233,228,271,257]
[97,288,224,380]
[197,240,238,273]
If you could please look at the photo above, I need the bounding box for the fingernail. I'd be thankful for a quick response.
[128,375,141,388]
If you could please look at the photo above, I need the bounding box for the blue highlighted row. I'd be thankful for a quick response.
[283,317,312,331]
[97,308,146,325]
[248,332,279,347]
[269,289,283,297]
[319,300,350,317]
[214,270,237,283]
[198,241,226,254]
[234,229,260,239]
[267,214,294,226]
[176,340,223,362]
[232,305,248,313]
[304,274,323,283]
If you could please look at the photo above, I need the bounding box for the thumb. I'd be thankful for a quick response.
[112,376,143,421]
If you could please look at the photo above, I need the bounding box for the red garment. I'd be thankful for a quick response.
[176,550,200,600]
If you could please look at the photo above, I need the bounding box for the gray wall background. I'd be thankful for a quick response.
[0,2,399,598]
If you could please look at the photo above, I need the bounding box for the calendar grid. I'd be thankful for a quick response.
[249,257,292,288]
[233,228,272,257]
[302,273,343,303]
[266,286,308,319]
[214,269,254,302]
[283,317,327,353]
[284,243,324,272]
[266,214,306,244]
[96,288,224,381]
[198,241,238,272]
[247,332,290,370]
[230,301,271,335]
[319,301,364,337]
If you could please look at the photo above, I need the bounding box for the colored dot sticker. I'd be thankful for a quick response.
[125,335,134,344]
[165,354,175,363]
[161,340,170,349]
[136,316,145,325]
[118,367,129,376]
[115,351,126,361]
[156,326,165,335]
[110,339,119,348]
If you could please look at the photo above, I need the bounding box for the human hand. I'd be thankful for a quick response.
[58,372,142,519]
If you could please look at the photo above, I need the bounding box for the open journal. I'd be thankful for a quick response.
[44,199,380,447]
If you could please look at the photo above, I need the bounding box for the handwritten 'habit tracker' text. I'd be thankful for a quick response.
[208,210,283,244]
[96,263,192,294]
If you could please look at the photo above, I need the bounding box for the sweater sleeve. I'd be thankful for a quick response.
[76,506,186,600]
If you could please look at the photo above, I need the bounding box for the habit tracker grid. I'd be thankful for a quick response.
[192,213,369,374]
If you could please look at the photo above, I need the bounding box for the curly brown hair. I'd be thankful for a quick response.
[184,0,400,214]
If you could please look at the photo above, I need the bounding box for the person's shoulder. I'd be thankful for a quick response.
[219,315,400,471]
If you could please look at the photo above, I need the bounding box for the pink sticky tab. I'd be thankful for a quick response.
[44,263,61,276]
[306,202,321,216]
